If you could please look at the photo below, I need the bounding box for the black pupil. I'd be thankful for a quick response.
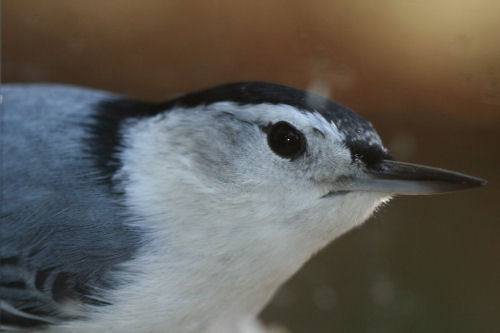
[268,121,305,159]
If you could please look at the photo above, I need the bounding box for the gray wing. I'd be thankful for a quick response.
[0,84,143,330]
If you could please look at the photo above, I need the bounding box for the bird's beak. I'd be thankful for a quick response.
[344,160,487,195]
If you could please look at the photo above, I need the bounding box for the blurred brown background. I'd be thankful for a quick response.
[3,1,499,332]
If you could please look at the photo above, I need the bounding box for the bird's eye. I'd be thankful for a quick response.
[267,121,306,160]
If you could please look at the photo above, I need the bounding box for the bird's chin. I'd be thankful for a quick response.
[320,189,392,218]
[312,191,391,242]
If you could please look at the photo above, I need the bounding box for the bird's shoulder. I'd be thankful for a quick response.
[1,83,146,330]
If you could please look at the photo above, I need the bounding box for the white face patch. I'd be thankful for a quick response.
[117,101,383,231]
[91,101,389,333]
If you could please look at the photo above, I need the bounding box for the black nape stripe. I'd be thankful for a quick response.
[85,99,168,183]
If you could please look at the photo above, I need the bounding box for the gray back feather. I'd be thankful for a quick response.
[1,84,143,329]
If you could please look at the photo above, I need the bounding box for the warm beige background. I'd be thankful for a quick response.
[3,1,499,332]
[4,0,500,122]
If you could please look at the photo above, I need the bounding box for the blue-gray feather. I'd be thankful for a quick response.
[1,85,143,329]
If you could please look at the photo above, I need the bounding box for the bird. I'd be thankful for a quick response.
[0,82,486,333]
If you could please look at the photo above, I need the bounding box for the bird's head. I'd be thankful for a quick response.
[110,82,485,257]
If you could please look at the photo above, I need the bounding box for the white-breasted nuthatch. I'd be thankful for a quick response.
[0,82,486,332]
